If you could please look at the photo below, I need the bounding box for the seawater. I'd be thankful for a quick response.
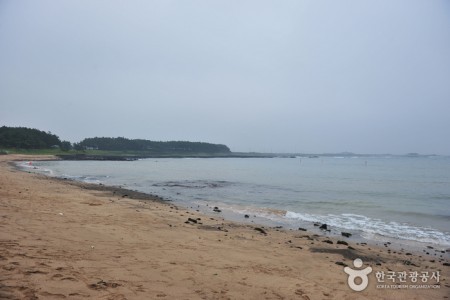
[23,156,450,248]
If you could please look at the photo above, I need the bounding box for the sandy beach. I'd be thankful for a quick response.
[0,155,448,300]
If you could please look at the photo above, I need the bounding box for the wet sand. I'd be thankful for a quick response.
[0,155,448,299]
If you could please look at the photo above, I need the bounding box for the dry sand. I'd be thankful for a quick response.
[0,154,448,299]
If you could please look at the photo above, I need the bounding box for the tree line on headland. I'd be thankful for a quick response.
[0,126,71,150]
[76,137,230,153]
[0,126,231,154]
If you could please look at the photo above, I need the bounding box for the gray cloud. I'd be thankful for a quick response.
[1,0,449,154]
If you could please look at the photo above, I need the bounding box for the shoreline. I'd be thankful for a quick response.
[181,199,450,256]
[13,155,450,257]
[1,154,449,299]
[18,158,450,255]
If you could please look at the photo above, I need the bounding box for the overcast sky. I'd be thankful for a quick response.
[1,1,449,154]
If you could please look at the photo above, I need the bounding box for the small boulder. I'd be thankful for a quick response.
[254,227,267,235]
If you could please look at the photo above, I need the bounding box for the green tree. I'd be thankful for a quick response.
[0,126,62,149]
[60,141,72,151]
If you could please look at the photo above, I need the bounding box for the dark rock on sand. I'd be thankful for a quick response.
[335,261,347,267]
[213,207,222,213]
[313,223,320,227]
[254,227,267,235]
[298,227,307,231]
[337,240,348,246]
[89,280,120,290]
[319,224,328,230]
[341,232,352,238]
[403,260,419,267]
[244,214,250,218]
[443,262,450,266]
[322,239,333,244]
[187,218,198,224]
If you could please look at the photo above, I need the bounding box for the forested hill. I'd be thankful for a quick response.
[0,126,231,154]
[76,137,231,154]
[0,126,64,149]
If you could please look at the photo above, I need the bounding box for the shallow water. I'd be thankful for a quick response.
[22,155,450,248]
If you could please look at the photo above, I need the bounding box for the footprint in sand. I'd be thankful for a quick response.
[38,291,67,299]
[295,289,311,300]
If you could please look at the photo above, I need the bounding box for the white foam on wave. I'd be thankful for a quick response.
[285,211,450,247]
[17,161,54,176]
[189,201,450,247]
[60,174,103,185]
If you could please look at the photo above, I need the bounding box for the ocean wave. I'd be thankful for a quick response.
[152,180,233,189]
[59,174,104,184]
[381,209,450,221]
[301,200,380,208]
[17,162,54,175]
[285,211,450,247]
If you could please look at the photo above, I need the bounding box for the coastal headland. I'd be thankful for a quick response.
[0,155,448,299]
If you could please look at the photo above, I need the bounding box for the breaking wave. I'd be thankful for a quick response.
[285,211,450,247]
